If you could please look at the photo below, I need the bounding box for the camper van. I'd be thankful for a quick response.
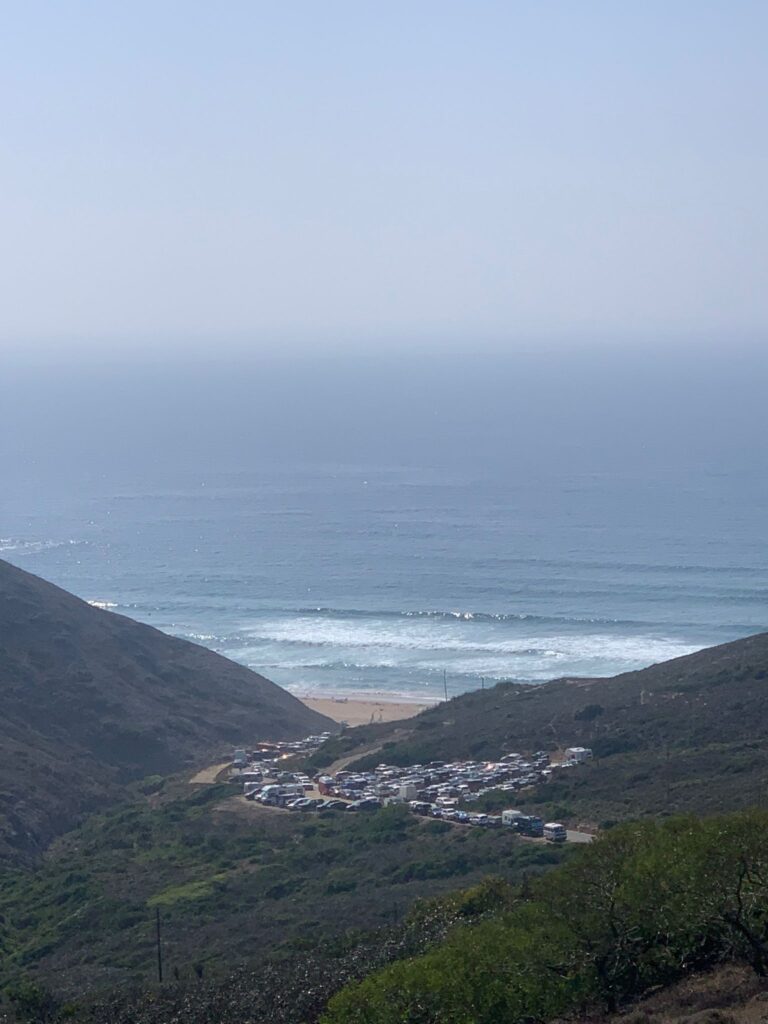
[501,809,524,827]
[543,822,568,843]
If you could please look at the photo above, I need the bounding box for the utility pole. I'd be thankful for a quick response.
[443,669,448,702]
[156,906,163,984]
[481,676,485,690]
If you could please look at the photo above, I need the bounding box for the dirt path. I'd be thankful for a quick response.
[325,744,384,775]
[189,762,230,785]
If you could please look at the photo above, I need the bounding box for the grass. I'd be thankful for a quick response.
[0,784,568,997]
[147,874,228,907]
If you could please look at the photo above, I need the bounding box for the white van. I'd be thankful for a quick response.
[543,822,567,843]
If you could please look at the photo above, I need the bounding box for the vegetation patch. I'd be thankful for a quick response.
[323,810,768,1024]
[146,874,227,907]
[0,791,564,998]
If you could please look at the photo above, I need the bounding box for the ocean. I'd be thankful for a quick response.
[2,350,767,702]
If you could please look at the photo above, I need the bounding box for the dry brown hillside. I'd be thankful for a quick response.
[584,964,768,1024]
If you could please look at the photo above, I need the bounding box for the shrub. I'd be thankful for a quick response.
[322,810,768,1023]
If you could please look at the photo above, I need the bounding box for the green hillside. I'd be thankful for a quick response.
[0,781,564,999]
[308,632,768,826]
[323,810,768,1024]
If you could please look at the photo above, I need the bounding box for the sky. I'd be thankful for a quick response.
[1,1,767,357]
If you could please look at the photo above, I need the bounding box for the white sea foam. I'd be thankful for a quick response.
[88,600,119,609]
[0,537,84,555]
[228,612,702,685]
[240,615,698,662]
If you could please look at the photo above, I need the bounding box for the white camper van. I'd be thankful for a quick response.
[501,809,524,827]
[543,822,567,843]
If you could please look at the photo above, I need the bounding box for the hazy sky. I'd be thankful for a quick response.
[2,1,767,355]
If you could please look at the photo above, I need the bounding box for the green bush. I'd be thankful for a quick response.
[323,810,768,1024]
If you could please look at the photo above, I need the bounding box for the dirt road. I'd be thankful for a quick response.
[189,762,230,785]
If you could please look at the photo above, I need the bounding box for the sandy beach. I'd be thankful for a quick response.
[300,695,433,726]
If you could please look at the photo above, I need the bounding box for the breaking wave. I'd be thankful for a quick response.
[241,615,695,659]
[293,606,644,627]
[217,607,703,688]
[0,537,86,555]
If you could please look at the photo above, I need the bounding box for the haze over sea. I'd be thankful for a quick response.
[2,350,767,703]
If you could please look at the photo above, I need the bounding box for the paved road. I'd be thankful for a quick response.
[233,801,596,843]
[566,830,595,844]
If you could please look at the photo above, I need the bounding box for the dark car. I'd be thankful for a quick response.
[347,798,381,811]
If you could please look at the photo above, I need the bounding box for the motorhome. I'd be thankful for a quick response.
[501,809,524,827]
[564,747,593,763]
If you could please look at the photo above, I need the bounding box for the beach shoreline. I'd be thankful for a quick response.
[298,694,435,726]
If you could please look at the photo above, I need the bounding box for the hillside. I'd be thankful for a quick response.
[596,964,768,1024]
[321,810,768,1024]
[309,632,768,825]
[0,558,333,862]
[0,790,563,998]
[6,810,767,1024]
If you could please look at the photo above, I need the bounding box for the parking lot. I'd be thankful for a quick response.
[225,737,595,843]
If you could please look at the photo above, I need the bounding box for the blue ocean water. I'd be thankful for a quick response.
[2,463,767,701]
[2,352,767,701]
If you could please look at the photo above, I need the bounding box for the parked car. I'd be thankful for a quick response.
[318,799,347,811]
[409,801,432,815]
[346,798,381,811]
[291,797,320,810]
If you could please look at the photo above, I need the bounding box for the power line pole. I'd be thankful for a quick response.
[156,906,163,984]
[443,669,448,702]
